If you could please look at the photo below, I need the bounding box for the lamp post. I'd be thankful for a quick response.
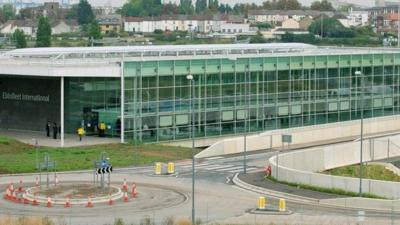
[186,74,195,225]
[355,70,364,196]
[32,138,38,170]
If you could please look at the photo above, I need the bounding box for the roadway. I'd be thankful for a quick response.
[0,149,399,225]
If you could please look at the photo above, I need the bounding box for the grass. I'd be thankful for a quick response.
[323,164,400,182]
[0,135,201,174]
[266,176,383,199]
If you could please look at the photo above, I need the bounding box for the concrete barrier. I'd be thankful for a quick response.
[269,134,400,199]
[196,115,400,159]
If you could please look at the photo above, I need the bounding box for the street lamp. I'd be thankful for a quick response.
[355,70,364,196]
[32,138,39,170]
[186,74,195,225]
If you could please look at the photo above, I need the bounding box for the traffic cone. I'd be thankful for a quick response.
[18,180,23,192]
[23,191,30,204]
[107,194,113,206]
[4,188,10,200]
[55,175,59,186]
[65,197,71,208]
[11,190,16,202]
[46,196,52,208]
[122,178,128,191]
[123,192,129,202]
[86,197,93,207]
[131,185,137,198]
[9,183,14,192]
[32,195,39,206]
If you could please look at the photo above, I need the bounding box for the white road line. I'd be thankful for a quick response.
[179,162,213,169]
[205,156,224,160]
[200,165,235,170]
[217,165,243,171]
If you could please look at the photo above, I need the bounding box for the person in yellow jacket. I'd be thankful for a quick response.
[77,127,85,141]
[98,122,106,137]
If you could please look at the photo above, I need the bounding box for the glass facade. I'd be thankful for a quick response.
[61,52,400,143]
[123,53,400,143]
[65,77,120,136]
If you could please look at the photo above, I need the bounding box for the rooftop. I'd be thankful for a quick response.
[1,43,400,78]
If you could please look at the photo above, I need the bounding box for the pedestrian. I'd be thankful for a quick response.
[77,127,84,141]
[46,121,51,137]
[53,122,58,139]
[98,122,106,137]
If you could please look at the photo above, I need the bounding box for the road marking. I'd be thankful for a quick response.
[229,167,259,173]
[205,156,224,160]
[217,165,243,171]
[200,164,235,170]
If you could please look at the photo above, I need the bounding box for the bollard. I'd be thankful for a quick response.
[279,198,286,212]
[258,196,266,210]
[131,183,137,198]
[155,162,162,175]
[167,162,175,174]
[123,192,129,202]
[122,178,128,191]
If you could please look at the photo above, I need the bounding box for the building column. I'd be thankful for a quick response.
[120,60,125,143]
[61,76,64,147]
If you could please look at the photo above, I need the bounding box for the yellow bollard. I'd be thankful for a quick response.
[257,196,266,210]
[279,198,286,212]
[155,162,161,175]
[167,162,175,174]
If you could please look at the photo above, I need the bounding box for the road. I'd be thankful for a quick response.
[0,149,399,225]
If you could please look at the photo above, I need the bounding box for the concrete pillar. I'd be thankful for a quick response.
[120,60,125,143]
[61,76,64,147]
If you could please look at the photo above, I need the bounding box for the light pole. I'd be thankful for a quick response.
[32,138,38,170]
[186,74,195,225]
[355,70,364,196]
[243,68,249,174]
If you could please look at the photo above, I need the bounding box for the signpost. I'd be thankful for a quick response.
[93,152,112,189]
[38,153,57,188]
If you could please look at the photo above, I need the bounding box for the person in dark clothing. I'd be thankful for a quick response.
[53,122,58,139]
[46,121,51,137]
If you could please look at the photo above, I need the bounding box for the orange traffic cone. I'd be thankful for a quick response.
[32,195,39,206]
[23,191,29,204]
[65,197,71,208]
[123,192,129,202]
[122,178,128,191]
[46,196,52,208]
[108,194,113,205]
[11,190,16,202]
[3,188,10,200]
[86,197,93,207]
[131,185,137,198]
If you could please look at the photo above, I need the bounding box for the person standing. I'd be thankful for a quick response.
[77,127,84,141]
[53,122,58,139]
[46,121,51,137]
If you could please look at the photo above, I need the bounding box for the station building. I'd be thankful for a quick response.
[1,43,400,146]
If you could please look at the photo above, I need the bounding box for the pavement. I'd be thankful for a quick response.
[0,129,120,147]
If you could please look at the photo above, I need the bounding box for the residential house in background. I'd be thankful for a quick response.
[368,5,398,33]
[51,20,79,35]
[98,14,122,34]
[248,10,334,25]
[0,20,36,36]
[339,8,369,27]
[299,16,313,30]
[281,18,300,29]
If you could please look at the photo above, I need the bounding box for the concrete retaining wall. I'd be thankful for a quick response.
[196,115,400,159]
[269,135,400,199]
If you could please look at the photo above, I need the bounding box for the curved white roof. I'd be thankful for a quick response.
[5,43,316,57]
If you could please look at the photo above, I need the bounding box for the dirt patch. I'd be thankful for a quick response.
[33,183,118,198]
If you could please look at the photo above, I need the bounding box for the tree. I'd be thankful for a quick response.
[309,17,356,38]
[311,0,334,11]
[195,0,207,14]
[36,16,52,47]
[120,0,162,17]
[250,32,267,43]
[13,29,26,48]
[77,0,94,25]
[161,3,179,15]
[0,4,15,22]
[261,0,301,10]
[179,0,194,15]
[208,0,219,13]
[88,20,102,39]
